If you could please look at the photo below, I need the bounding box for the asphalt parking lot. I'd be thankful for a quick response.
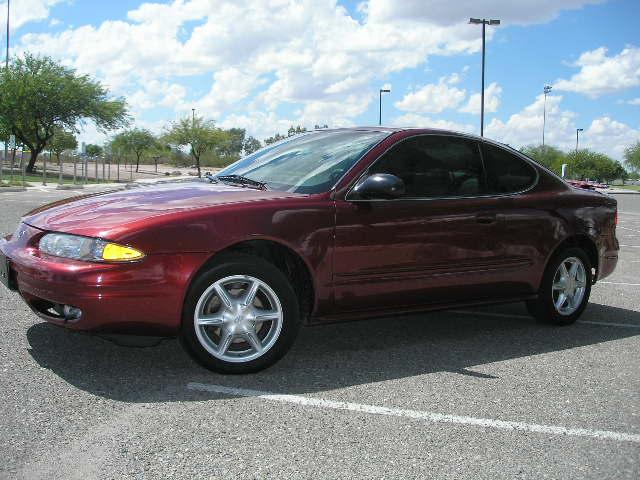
[1,187,638,479]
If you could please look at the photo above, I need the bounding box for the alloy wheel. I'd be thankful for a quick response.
[551,256,587,316]
[193,275,283,363]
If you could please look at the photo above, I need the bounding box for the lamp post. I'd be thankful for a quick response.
[542,85,552,146]
[192,108,195,126]
[469,17,500,137]
[379,89,390,126]
[2,0,9,184]
[576,128,584,152]
[4,0,7,70]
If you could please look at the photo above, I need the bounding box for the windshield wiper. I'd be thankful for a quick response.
[216,174,268,190]
[204,172,218,183]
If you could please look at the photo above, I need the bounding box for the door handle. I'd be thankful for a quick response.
[475,214,497,224]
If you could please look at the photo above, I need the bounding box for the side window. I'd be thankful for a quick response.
[369,135,484,198]
[482,143,537,194]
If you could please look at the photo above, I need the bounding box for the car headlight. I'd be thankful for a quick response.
[39,233,144,262]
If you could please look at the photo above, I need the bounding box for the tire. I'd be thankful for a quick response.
[527,247,592,326]
[181,253,301,374]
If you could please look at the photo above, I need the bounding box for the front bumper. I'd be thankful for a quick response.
[0,224,209,335]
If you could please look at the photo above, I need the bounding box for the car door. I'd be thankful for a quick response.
[332,134,526,314]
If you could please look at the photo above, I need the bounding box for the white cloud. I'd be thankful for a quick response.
[11,0,636,154]
[325,76,369,95]
[626,97,640,106]
[17,0,485,129]
[459,82,502,114]
[554,46,640,97]
[583,116,640,160]
[128,81,187,112]
[217,111,296,142]
[0,0,64,31]
[395,77,466,114]
[486,94,575,148]
[485,94,639,160]
[189,68,262,118]
[391,113,476,134]
[363,0,602,26]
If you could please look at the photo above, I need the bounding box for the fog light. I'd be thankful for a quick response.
[63,305,82,321]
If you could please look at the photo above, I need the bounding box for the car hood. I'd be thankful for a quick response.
[22,181,300,239]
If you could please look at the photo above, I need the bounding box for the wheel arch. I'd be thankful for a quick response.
[545,234,599,284]
[185,238,316,323]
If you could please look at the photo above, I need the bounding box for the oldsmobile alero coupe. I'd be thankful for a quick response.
[0,127,619,373]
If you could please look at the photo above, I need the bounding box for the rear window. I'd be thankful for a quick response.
[482,143,537,194]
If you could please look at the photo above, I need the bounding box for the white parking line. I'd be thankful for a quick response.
[617,226,640,234]
[450,309,640,329]
[619,244,640,248]
[599,281,640,286]
[186,382,640,443]
[578,320,640,328]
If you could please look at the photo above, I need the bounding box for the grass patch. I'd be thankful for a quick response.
[1,171,100,185]
[0,178,24,187]
[615,185,640,191]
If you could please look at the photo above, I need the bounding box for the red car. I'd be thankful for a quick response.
[0,128,619,373]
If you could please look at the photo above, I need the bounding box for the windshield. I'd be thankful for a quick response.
[216,130,389,194]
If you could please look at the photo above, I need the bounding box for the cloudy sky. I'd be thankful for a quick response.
[2,0,639,159]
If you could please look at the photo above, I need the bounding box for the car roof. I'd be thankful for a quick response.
[316,126,485,141]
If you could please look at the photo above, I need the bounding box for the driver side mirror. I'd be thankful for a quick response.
[352,173,405,200]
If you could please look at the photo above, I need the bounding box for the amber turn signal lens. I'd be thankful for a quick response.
[101,243,145,261]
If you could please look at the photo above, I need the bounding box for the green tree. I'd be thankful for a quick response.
[49,128,78,164]
[243,136,261,155]
[565,149,626,183]
[287,125,307,137]
[85,144,103,157]
[111,128,157,172]
[264,125,307,146]
[163,116,228,177]
[217,128,245,159]
[0,53,128,172]
[520,144,566,174]
[264,133,286,145]
[0,116,9,143]
[624,141,640,174]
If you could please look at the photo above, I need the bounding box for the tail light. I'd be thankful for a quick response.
[614,209,618,226]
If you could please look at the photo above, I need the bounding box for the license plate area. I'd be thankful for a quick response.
[0,252,17,290]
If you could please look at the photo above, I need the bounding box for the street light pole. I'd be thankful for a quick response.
[379,89,390,126]
[192,108,195,126]
[542,85,552,147]
[469,18,500,137]
[2,0,9,184]
[4,0,7,70]
[576,128,584,152]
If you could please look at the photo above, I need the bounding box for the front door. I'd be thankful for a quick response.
[332,134,527,313]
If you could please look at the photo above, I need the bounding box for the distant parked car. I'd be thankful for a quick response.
[566,179,597,190]
[0,128,619,373]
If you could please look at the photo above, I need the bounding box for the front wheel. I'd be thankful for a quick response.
[181,254,301,374]
[527,247,592,326]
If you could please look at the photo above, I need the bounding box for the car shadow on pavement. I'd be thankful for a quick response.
[26,301,639,403]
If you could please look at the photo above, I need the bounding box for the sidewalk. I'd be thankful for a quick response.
[597,188,640,195]
[0,172,216,193]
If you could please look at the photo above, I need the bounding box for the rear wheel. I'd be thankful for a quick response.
[527,247,592,326]
[181,254,300,374]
